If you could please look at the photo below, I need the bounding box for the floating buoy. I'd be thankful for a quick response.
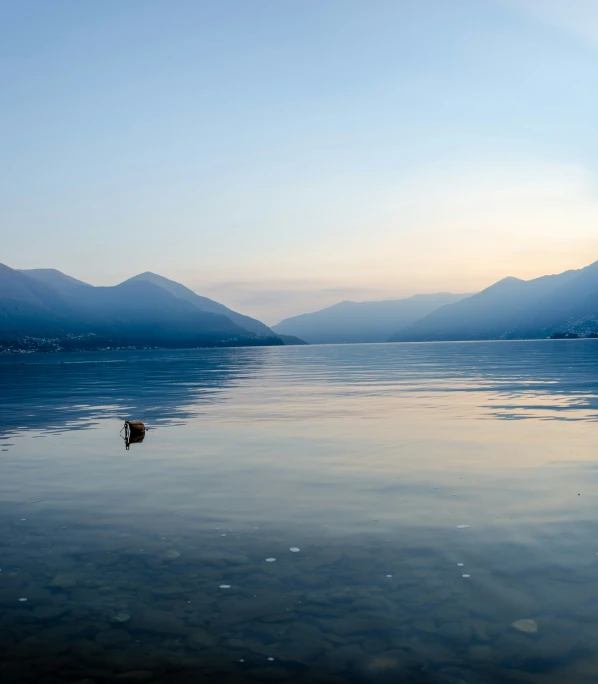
[121,420,146,449]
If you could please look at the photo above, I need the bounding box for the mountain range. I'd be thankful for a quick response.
[3,258,598,352]
[273,293,469,344]
[275,259,598,344]
[390,260,598,342]
[0,264,304,352]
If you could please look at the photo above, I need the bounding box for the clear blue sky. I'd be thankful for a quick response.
[2,0,598,323]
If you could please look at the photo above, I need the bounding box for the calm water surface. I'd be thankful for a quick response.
[1,341,598,683]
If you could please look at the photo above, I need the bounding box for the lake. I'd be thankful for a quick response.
[1,341,598,683]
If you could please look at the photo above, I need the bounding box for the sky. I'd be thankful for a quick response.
[2,0,598,324]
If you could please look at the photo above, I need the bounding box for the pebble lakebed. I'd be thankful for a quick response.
[1,516,593,684]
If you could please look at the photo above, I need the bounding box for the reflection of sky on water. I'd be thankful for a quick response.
[2,341,598,527]
[0,347,267,438]
[2,341,598,442]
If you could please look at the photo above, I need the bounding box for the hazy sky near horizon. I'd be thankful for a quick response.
[3,0,598,323]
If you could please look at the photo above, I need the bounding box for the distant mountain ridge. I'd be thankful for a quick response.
[389,260,598,342]
[0,264,81,339]
[20,268,92,291]
[273,293,470,344]
[1,265,304,352]
[123,272,273,337]
[6,258,598,351]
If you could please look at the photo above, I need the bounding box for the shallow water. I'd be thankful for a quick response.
[1,341,598,683]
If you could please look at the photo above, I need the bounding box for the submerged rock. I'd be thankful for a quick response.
[469,645,493,661]
[408,638,458,664]
[132,607,188,635]
[161,550,180,560]
[111,612,131,624]
[360,648,426,681]
[186,630,217,650]
[364,655,405,673]
[512,618,538,634]
[33,605,68,621]
[280,636,326,661]
[50,574,77,589]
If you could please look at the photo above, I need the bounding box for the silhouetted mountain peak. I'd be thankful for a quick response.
[0,264,69,308]
[482,276,524,291]
[125,271,276,338]
[125,271,177,286]
[390,258,598,342]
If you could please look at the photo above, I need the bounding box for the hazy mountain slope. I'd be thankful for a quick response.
[273,293,469,344]
[0,299,75,337]
[125,272,274,337]
[20,268,305,344]
[276,334,308,345]
[523,261,598,332]
[0,264,83,337]
[390,261,598,341]
[73,280,259,346]
[0,264,282,350]
[20,268,92,292]
[22,268,285,340]
[1,264,72,311]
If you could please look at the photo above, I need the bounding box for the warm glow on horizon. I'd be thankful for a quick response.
[3,1,598,322]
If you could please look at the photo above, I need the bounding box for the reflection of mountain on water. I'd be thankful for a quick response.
[2,341,598,441]
[0,347,266,438]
